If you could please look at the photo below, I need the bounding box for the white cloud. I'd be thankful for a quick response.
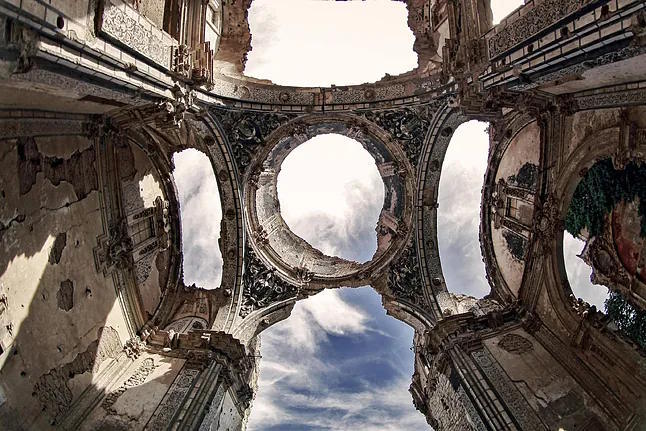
[562,233,609,309]
[437,120,490,298]
[264,289,370,354]
[277,134,384,262]
[248,289,428,431]
[172,149,223,289]
[245,0,417,87]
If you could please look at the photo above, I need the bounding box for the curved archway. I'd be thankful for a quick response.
[277,134,384,263]
[244,114,415,289]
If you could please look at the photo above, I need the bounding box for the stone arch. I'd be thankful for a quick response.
[537,108,646,348]
[243,113,415,290]
[116,126,184,329]
[414,106,469,321]
[104,109,245,334]
[553,136,646,316]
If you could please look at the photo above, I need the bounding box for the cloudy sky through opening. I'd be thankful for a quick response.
[173,149,223,289]
[173,0,528,429]
[437,120,490,299]
[563,233,609,309]
[277,134,384,262]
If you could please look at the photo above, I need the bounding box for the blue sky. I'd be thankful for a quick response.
[170,1,545,430]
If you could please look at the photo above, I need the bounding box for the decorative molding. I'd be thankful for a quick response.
[498,333,534,355]
[576,87,646,111]
[510,46,646,93]
[363,105,439,167]
[388,241,427,307]
[472,349,544,430]
[146,367,201,430]
[239,246,299,317]
[99,0,174,67]
[488,0,586,59]
[209,107,299,174]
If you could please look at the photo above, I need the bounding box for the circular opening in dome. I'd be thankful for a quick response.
[276,134,384,263]
[244,117,414,286]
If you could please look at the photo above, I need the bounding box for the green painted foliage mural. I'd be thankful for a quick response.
[565,159,646,350]
[605,292,646,351]
[565,159,646,238]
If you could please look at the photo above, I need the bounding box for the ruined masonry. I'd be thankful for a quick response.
[0,0,645,430]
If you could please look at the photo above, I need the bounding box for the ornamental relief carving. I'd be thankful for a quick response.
[209,108,299,174]
[497,333,534,355]
[362,104,439,167]
[488,0,587,58]
[100,1,171,67]
[388,241,427,307]
[240,246,299,317]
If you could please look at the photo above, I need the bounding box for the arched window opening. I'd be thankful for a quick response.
[245,0,417,87]
[438,120,490,298]
[246,287,427,429]
[173,149,223,289]
[277,134,384,263]
[564,158,646,349]
[491,0,524,25]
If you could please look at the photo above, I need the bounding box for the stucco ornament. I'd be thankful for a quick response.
[388,241,426,306]
[210,107,298,173]
[240,246,298,317]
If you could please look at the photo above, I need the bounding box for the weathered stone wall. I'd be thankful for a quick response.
[484,329,608,430]
[0,133,130,429]
[491,121,540,297]
[79,352,185,430]
[120,142,166,320]
[215,389,244,431]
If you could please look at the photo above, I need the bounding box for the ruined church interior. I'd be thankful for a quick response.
[0,0,646,429]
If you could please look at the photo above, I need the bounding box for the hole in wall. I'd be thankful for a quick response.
[173,149,223,289]
[276,134,384,263]
[437,120,490,298]
[563,158,646,349]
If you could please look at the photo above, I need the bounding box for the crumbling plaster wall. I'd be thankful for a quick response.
[214,389,244,431]
[121,143,166,320]
[484,329,608,430]
[79,352,185,430]
[491,121,540,297]
[0,134,130,429]
[563,108,623,161]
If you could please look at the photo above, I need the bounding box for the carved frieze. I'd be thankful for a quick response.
[146,367,201,429]
[99,0,173,67]
[471,349,544,430]
[488,0,585,58]
[209,108,298,174]
[362,105,438,167]
[94,218,134,275]
[498,333,534,355]
[239,246,298,317]
[388,242,427,306]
